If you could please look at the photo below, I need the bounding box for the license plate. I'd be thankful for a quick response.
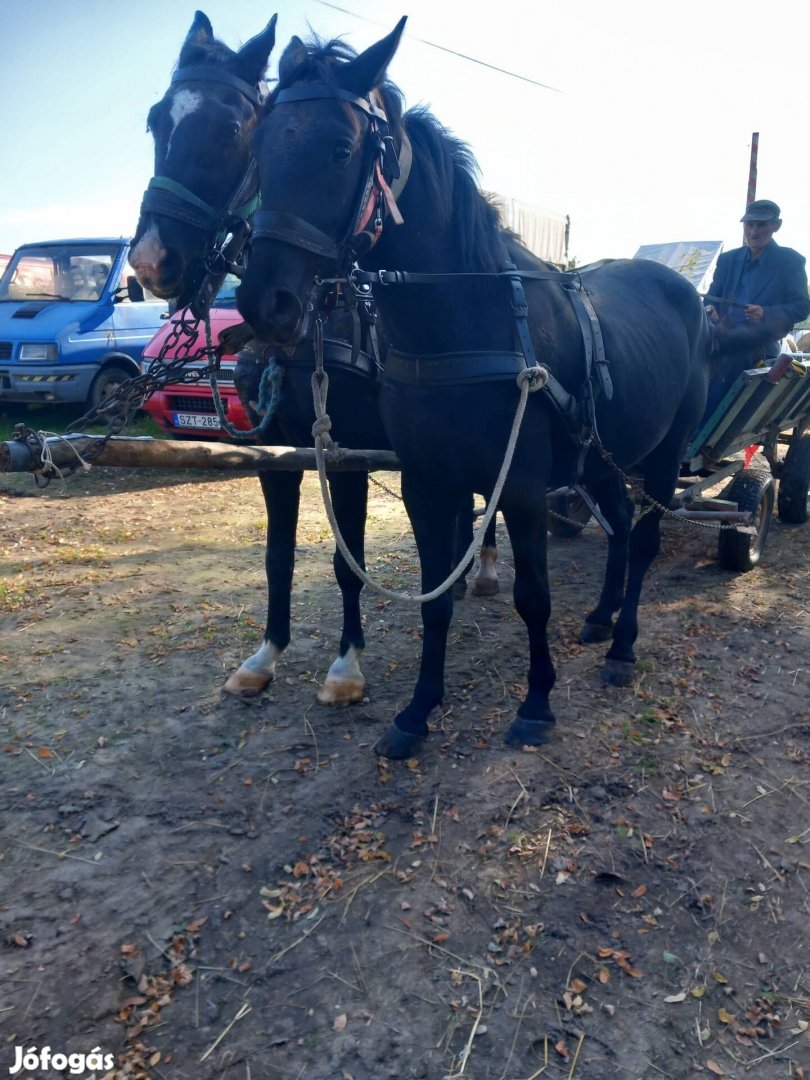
[172,412,222,430]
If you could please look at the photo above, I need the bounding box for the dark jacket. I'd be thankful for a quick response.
[707,240,810,358]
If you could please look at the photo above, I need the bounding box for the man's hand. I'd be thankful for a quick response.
[745,304,764,322]
[705,304,720,325]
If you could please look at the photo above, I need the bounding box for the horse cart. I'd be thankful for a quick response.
[548,351,810,572]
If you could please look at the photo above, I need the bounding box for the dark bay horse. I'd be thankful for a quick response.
[130,13,497,707]
[236,22,714,758]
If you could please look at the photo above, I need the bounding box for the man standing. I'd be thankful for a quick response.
[703,199,810,417]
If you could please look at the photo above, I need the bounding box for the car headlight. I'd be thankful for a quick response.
[19,343,58,362]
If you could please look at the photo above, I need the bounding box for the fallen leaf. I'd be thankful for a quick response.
[569,978,588,994]
[718,1007,735,1025]
[664,991,686,1003]
[334,1013,348,1031]
[691,986,706,998]
[632,884,648,898]
[706,1060,725,1076]
[554,1039,569,1059]
[598,967,610,984]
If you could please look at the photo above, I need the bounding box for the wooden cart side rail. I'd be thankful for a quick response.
[0,434,403,475]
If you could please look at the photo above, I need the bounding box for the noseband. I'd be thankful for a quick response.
[251,84,409,276]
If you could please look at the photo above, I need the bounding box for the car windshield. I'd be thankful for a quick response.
[215,273,240,308]
[0,243,119,302]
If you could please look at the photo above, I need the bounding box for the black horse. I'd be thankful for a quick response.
[130,13,497,707]
[236,22,716,758]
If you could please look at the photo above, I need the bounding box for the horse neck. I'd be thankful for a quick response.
[362,161,549,356]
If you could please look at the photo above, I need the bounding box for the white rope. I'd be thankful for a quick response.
[310,365,549,604]
[33,430,93,480]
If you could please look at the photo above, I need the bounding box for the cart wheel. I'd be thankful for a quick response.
[547,490,593,538]
[718,469,775,572]
[777,432,810,524]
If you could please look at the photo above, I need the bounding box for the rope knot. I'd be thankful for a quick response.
[311,415,334,444]
[517,364,549,392]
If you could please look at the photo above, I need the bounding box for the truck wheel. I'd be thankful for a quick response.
[777,433,810,524]
[547,490,593,538]
[88,363,133,411]
[718,469,774,572]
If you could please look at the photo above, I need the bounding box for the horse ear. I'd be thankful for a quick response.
[278,36,309,85]
[180,10,215,57]
[234,14,278,83]
[337,17,407,96]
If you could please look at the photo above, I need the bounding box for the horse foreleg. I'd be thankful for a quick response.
[317,472,369,705]
[499,495,556,746]
[223,470,302,696]
[375,477,458,760]
[581,476,634,644]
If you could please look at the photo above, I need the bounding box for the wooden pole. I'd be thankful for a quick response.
[744,131,759,242]
[1,434,402,475]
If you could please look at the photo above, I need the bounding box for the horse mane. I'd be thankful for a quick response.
[399,108,514,272]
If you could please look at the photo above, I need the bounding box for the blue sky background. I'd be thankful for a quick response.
[1,0,807,267]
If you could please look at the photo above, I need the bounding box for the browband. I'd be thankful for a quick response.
[172,65,263,107]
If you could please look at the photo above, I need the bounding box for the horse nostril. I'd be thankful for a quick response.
[274,289,303,334]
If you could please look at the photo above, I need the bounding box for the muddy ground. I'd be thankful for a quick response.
[1,458,808,1080]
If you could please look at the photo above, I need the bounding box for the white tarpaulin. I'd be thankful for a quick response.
[488,193,569,267]
[633,241,723,295]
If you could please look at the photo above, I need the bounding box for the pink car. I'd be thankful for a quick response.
[141,297,253,440]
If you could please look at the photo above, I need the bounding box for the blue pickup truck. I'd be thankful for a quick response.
[0,237,169,409]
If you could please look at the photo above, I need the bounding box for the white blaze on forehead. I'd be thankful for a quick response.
[166,88,203,159]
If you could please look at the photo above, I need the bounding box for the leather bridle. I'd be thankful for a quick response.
[250,83,410,279]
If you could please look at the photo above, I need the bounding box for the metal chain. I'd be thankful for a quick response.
[592,439,739,532]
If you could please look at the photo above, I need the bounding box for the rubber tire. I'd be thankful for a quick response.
[87,363,133,411]
[777,432,810,524]
[547,490,593,538]
[718,468,775,572]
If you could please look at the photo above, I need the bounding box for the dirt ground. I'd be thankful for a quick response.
[1,458,808,1080]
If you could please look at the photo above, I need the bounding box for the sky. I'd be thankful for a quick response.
[1,0,808,268]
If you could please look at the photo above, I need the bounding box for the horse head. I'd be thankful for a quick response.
[130,10,277,304]
[237,20,407,347]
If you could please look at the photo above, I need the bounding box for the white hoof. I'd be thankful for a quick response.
[222,642,280,698]
[316,646,365,705]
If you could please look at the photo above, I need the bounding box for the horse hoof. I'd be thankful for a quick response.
[504,715,556,747]
[374,723,427,760]
[601,659,636,687]
[222,668,272,698]
[581,621,613,644]
[316,677,365,705]
[471,577,499,597]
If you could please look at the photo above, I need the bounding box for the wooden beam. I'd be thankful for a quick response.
[1,434,402,475]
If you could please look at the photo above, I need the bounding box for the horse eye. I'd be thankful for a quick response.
[224,121,241,143]
[333,142,353,165]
